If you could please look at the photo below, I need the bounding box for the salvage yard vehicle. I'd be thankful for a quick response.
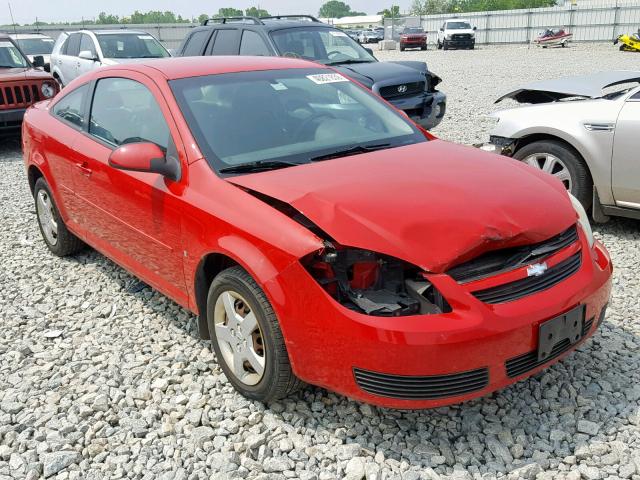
[614,29,640,52]
[10,33,55,69]
[483,71,640,222]
[399,27,427,51]
[533,28,572,48]
[437,19,476,50]
[0,34,58,132]
[23,56,612,408]
[50,29,170,87]
[357,28,383,44]
[177,15,446,130]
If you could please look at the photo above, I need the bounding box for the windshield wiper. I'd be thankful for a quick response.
[310,143,392,162]
[219,160,301,174]
[326,59,375,66]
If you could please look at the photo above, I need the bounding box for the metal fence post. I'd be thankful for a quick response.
[526,10,532,44]
[612,1,620,40]
[486,13,491,45]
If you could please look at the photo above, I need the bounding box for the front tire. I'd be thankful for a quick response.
[513,140,592,209]
[207,266,303,402]
[34,178,83,256]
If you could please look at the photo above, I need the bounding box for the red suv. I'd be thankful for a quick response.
[0,34,57,132]
[400,27,428,51]
[22,57,612,409]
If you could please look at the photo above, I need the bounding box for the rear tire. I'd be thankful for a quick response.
[207,266,303,402]
[443,41,449,50]
[34,177,84,256]
[514,140,592,209]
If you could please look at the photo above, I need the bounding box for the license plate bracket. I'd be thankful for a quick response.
[537,305,585,362]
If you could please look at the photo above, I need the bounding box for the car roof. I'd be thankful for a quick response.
[65,29,150,35]
[9,33,52,39]
[197,21,334,32]
[100,56,328,81]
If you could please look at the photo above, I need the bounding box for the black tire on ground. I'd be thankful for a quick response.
[207,266,304,402]
[421,45,427,50]
[513,140,592,209]
[443,41,449,50]
[33,177,84,256]
[400,45,405,51]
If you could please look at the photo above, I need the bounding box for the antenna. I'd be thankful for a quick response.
[8,2,18,36]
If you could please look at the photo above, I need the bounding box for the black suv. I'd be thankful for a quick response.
[176,15,446,130]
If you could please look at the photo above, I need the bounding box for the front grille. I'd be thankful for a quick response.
[354,366,489,400]
[472,251,582,304]
[452,34,471,40]
[448,225,578,283]
[379,81,425,100]
[0,84,41,108]
[506,316,594,378]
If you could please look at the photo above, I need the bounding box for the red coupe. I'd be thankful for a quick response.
[22,57,612,409]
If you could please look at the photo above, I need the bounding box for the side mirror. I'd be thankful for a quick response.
[439,28,444,32]
[473,26,477,31]
[108,142,181,181]
[364,47,374,55]
[32,55,45,68]
[78,50,98,61]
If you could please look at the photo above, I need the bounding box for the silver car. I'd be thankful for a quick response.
[483,71,640,222]
[50,30,170,87]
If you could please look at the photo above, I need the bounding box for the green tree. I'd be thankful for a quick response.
[318,1,365,18]
[96,12,121,24]
[216,7,244,18]
[198,13,210,24]
[245,7,270,17]
[378,5,401,17]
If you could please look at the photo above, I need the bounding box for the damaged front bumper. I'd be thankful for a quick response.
[476,135,517,156]
[266,233,612,409]
[391,91,447,131]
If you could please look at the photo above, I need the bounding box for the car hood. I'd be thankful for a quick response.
[496,70,640,104]
[0,67,54,81]
[334,61,428,89]
[228,141,576,273]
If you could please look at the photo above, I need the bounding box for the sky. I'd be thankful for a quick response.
[2,0,412,25]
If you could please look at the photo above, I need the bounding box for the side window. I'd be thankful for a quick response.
[209,29,240,55]
[60,36,70,55]
[52,83,89,128]
[239,30,270,56]
[631,89,640,100]
[66,33,81,57]
[182,30,211,56]
[79,34,96,57]
[89,78,170,149]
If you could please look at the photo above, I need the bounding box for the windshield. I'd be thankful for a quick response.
[447,22,472,30]
[171,69,425,174]
[15,37,54,55]
[270,28,376,65]
[95,33,169,59]
[403,28,424,34]
[0,40,29,68]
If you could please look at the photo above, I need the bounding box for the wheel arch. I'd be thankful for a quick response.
[27,164,44,196]
[514,132,594,183]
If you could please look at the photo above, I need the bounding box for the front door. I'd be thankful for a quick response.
[71,72,189,305]
[612,91,640,209]
[76,34,99,78]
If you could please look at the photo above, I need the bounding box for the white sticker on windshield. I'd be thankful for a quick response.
[270,82,288,91]
[137,35,154,40]
[306,73,348,85]
[329,31,348,37]
[0,41,14,48]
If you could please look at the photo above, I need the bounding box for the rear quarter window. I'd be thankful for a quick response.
[52,84,89,129]
[209,29,240,55]
[182,30,211,56]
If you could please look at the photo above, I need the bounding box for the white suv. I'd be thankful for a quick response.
[436,19,476,50]
[50,30,170,87]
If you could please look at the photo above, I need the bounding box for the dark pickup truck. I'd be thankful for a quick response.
[176,15,446,130]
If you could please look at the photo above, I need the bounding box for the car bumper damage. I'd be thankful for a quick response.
[266,229,611,409]
[393,91,447,130]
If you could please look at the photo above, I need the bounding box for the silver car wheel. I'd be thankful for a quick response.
[36,190,58,246]
[522,153,573,191]
[213,290,265,386]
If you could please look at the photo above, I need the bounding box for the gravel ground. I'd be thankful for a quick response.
[1,44,639,480]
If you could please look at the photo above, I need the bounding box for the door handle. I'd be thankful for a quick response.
[75,162,92,177]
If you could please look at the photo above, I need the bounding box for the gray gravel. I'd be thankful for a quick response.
[1,44,640,480]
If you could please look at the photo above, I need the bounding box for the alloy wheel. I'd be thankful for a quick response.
[36,190,58,246]
[522,153,573,191]
[213,290,266,386]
